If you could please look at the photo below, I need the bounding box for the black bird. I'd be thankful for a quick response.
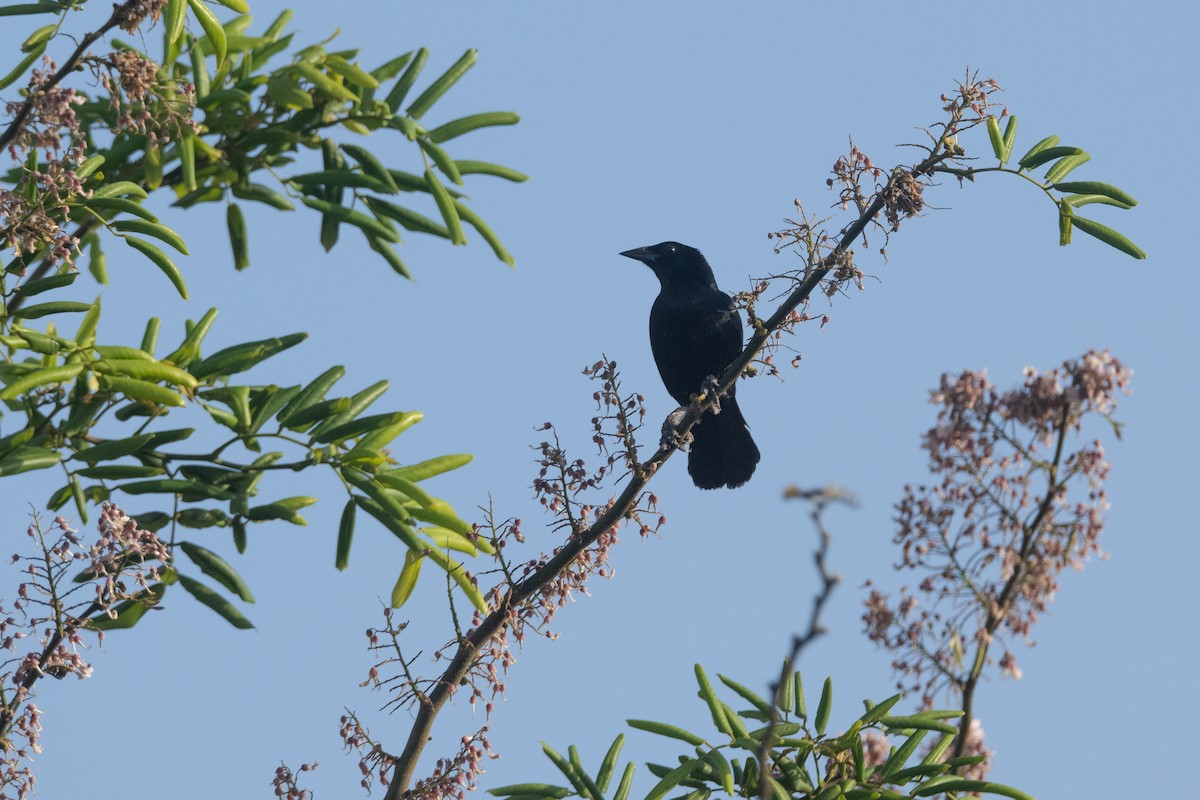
[620,241,760,489]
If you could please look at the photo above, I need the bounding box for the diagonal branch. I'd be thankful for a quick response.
[0,6,124,154]
[383,143,957,798]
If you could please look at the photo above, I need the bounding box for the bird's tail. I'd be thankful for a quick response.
[687,397,760,490]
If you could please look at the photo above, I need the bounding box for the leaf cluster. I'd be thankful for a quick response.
[491,664,1033,800]
[957,115,1144,258]
[1,0,523,627]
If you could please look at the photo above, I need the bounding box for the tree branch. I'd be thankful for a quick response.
[384,142,956,797]
[755,485,852,800]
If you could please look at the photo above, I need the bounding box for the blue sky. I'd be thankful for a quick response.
[4,1,1196,797]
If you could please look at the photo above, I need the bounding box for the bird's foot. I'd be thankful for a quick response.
[660,407,692,450]
[698,374,723,415]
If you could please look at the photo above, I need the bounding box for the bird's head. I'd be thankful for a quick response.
[619,241,717,288]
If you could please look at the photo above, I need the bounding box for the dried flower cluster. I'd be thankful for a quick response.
[1,59,88,268]
[354,362,666,794]
[271,761,316,800]
[830,140,885,215]
[339,711,395,794]
[98,50,197,143]
[863,350,1130,706]
[0,506,170,799]
[114,0,168,33]
[407,727,496,800]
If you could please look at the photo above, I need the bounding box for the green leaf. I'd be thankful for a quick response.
[0,43,46,92]
[300,196,399,242]
[92,180,148,200]
[1043,152,1091,183]
[246,501,309,525]
[230,183,295,210]
[815,676,833,735]
[858,693,902,726]
[1017,143,1080,170]
[82,195,159,222]
[421,545,487,612]
[88,235,108,284]
[1058,200,1073,246]
[425,168,465,244]
[793,671,807,718]
[95,358,198,389]
[419,138,463,185]
[179,541,254,602]
[717,674,772,714]
[613,763,636,800]
[385,46,427,111]
[340,144,399,193]
[693,664,732,736]
[390,549,422,608]
[370,50,413,82]
[1015,134,1059,167]
[335,499,355,570]
[178,131,196,190]
[1070,215,1146,259]
[116,479,233,501]
[291,170,394,193]
[645,756,705,800]
[12,300,93,319]
[189,332,307,379]
[1052,181,1136,207]
[406,48,477,119]
[365,236,412,279]
[0,362,83,398]
[16,272,77,296]
[307,379,389,439]
[880,729,927,780]
[85,583,167,631]
[178,574,254,629]
[353,494,422,551]
[1063,193,1136,210]
[321,55,376,89]
[878,715,959,735]
[455,200,514,266]
[1000,115,1017,163]
[540,743,595,800]
[277,366,346,424]
[162,307,217,367]
[188,0,227,64]
[0,2,62,16]
[99,374,185,407]
[913,778,1033,800]
[487,785,572,799]
[164,0,186,59]
[455,160,528,182]
[985,115,1004,161]
[313,410,417,444]
[427,111,520,144]
[292,61,356,102]
[125,236,188,299]
[363,196,449,238]
[384,454,472,482]
[72,433,156,465]
[627,719,706,747]
[0,446,60,476]
[596,734,624,792]
[226,203,250,269]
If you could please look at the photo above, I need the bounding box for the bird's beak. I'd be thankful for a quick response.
[619,246,657,265]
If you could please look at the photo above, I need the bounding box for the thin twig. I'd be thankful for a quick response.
[754,485,854,800]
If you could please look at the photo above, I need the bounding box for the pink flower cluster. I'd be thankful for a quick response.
[864,351,1130,705]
